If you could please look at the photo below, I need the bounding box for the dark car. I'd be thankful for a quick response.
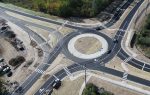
[113,39,118,43]
[7,71,13,77]
[52,79,61,89]
[95,27,102,30]
[15,87,23,93]
[107,50,112,54]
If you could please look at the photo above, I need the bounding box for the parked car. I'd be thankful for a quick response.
[107,50,112,54]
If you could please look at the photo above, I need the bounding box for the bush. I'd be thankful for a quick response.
[82,83,113,95]
[4,31,16,39]
[9,56,25,66]
[82,83,99,95]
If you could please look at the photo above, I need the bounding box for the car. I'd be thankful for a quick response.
[15,86,23,93]
[113,39,118,43]
[52,79,61,89]
[7,71,13,77]
[95,27,102,30]
[2,65,11,73]
[107,50,112,54]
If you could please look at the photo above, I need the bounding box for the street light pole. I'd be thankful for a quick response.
[84,63,87,87]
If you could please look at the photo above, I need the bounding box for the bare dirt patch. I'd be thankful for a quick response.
[52,76,84,95]
[74,37,102,54]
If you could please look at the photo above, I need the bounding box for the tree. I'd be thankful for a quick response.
[82,83,98,95]
[4,30,16,39]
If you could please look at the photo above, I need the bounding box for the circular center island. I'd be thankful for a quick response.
[68,33,108,59]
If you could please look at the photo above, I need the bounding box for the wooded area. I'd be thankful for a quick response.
[136,14,150,58]
[0,0,117,17]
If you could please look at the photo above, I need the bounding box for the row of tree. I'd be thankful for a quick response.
[0,0,115,17]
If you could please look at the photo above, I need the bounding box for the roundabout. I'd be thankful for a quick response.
[68,33,108,59]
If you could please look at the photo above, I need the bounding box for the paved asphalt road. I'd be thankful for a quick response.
[0,0,150,95]
[35,0,150,95]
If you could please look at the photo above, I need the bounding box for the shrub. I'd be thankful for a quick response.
[9,56,25,66]
[82,83,98,95]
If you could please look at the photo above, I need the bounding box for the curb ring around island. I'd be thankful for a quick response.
[62,30,113,62]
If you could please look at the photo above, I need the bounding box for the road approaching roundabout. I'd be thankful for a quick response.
[0,0,150,95]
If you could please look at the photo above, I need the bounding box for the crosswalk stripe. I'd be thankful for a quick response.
[35,69,44,74]
[63,67,72,76]
[124,56,132,63]
[122,71,128,80]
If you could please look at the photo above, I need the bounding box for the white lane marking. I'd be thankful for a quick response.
[142,64,146,70]
[53,75,59,80]
[22,72,39,90]
[121,62,129,72]
[63,67,72,77]
[115,34,123,37]
[124,56,132,63]
[116,21,128,40]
